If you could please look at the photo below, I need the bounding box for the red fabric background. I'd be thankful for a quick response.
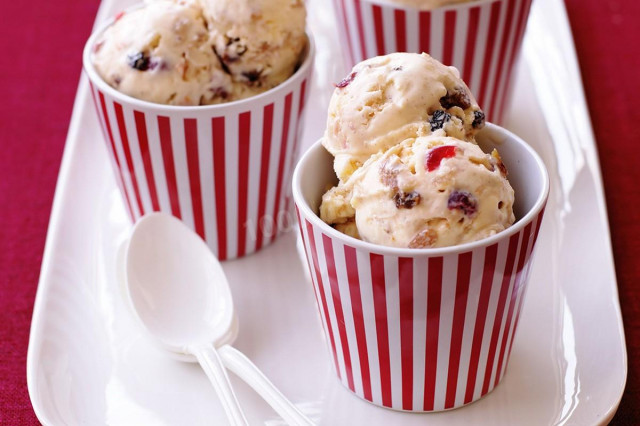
[0,0,637,423]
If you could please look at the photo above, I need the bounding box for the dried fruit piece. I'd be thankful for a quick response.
[430,110,451,131]
[393,191,421,209]
[379,159,400,189]
[127,52,150,71]
[472,110,485,129]
[426,145,457,171]
[491,149,508,177]
[409,228,438,248]
[448,190,477,216]
[335,72,357,88]
[440,87,471,110]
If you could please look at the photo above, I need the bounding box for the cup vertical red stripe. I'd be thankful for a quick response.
[372,5,386,56]
[419,11,431,54]
[157,116,181,220]
[423,256,443,411]
[488,0,516,121]
[398,256,414,410]
[237,111,251,257]
[493,223,532,387]
[498,0,532,121]
[133,111,160,212]
[442,10,457,67]
[211,117,227,260]
[464,243,497,403]
[255,103,274,250]
[113,102,144,216]
[462,7,481,84]
[338,0,356,66]
[370,253,392,407]
[444,251,472,409]
[507,209,545,359]
[323,235,356,391]
[476,1,502,108]
[97,91,134,220]
[183,119,205,240]
[305,221,342,378]
[481,232,520,395]
[353,0,368,61]
[344,245,373,401]
[282,82,308,225]
[270,93,293,242]
[394,9,407,52]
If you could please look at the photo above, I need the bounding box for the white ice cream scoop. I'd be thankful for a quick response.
[123,213,313,426]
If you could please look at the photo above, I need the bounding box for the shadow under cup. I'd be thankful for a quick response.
[293,124,549,412]
[83,12,315,261]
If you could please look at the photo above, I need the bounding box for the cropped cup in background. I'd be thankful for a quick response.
[331,0,533,123]
[83,11,315,261]
[293,124,549,411]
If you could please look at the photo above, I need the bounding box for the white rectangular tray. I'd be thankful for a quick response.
[27,0,626,424]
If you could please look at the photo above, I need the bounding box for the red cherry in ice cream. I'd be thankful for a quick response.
[426,145,457,172]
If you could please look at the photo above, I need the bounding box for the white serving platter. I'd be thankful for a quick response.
[27,0,626,424]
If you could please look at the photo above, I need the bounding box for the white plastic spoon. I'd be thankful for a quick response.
[124,213,313,426]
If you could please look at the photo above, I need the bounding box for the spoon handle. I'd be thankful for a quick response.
[192,344,248,426]
[219,345,315,426]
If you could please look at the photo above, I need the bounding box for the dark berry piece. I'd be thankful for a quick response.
[335,72,357,88]
[394,191,421,209]
[242,69,263,83]
[448,191,477,216]
[426,145,457,171]
[430,110,451,131]
[472,110,485,129]
[127,52,150,71]
[393,66,403,71]
[440,87,471,110]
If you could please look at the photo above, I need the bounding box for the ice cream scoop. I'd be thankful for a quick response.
[323,52,484,181]
[200,0,307,93]
[92,1,232,105]
[321,135,514,248]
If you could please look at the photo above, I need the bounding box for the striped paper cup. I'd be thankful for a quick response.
[83,15,314,261]
[331,0,533,123]
[292,124,548,411]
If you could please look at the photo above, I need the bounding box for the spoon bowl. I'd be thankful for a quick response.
[123,213,314,426]
[125,213,236,358]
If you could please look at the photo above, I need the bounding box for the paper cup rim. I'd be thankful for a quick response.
[361,0,505,12]
[82,5,315,113]
[293,123,549,257]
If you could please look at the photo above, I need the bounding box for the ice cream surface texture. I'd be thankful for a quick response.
[320,135,515,248]
[92,0,306,105]
[200,0,306,92]
[323,52,484,182]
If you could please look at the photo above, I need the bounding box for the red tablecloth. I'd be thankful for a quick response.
[1,0,638,423]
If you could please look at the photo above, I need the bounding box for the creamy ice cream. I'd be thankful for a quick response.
[199,0,307,92]
[321,135,514,248]
[323,52,484,182]
[385,0,478,8]
[92,0,307,105]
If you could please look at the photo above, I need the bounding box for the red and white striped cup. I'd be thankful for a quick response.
[331,0,533,123]
[292,124,548,411]
[83,15,314,261]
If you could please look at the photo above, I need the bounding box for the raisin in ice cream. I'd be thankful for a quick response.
[323,52,484,182]
[92,0,307,106]
[320,135,515,248]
